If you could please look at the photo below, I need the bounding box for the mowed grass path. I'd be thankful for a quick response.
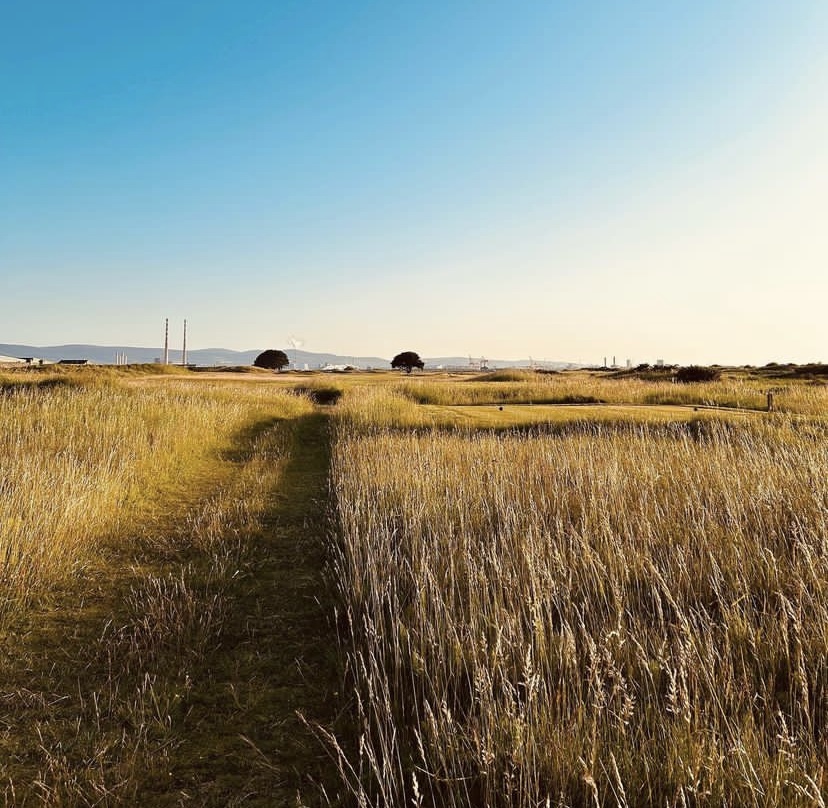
[0,410,340,806]
[153,412,340,804]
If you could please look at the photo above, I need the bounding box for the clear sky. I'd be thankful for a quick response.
[2,1,826,364]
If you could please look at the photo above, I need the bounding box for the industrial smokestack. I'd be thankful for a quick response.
[182,319,187,366]
[163,318,169,365]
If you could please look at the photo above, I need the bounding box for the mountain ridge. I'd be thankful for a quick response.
[0,343,577,370]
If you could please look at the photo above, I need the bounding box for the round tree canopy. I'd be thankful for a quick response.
[391,351,424,373]
[254,349,290,371]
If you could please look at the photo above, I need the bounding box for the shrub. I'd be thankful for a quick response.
[294,385,343,405]
[676,365,721,383]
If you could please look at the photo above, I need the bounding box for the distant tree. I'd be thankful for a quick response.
[253,349,289,371]
[391,351,425,374]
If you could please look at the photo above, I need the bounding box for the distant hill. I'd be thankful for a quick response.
[0,343,390,369]
[0,344,579,370]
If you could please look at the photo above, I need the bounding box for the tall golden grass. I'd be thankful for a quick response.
[0,377,312,620]
[329,403,828,806]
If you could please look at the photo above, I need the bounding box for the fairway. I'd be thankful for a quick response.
[422,401,761,428]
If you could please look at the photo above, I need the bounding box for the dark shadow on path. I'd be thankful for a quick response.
[160,410,343,805]
[0,410,343,807]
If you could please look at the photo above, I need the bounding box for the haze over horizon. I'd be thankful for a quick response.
[3,2,827,367]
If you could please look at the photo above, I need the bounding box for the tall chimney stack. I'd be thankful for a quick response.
[163,318,169,365]
[182,319,188,366]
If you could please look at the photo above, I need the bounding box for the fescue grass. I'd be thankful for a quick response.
[328,394,828,806]
[472,369,541,383]
[0,376,312,622]
[5,368,828,805]
[0,374,330,804]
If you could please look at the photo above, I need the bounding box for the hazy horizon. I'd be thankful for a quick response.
[3,2,826,366]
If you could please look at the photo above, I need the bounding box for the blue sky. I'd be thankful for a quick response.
[2,1,826,363]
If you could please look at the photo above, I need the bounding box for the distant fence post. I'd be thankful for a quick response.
[767,391,774,412]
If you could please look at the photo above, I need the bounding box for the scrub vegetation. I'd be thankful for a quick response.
[1,366,826,805]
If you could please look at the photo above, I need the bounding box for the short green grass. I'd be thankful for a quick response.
[422,402,759,429]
